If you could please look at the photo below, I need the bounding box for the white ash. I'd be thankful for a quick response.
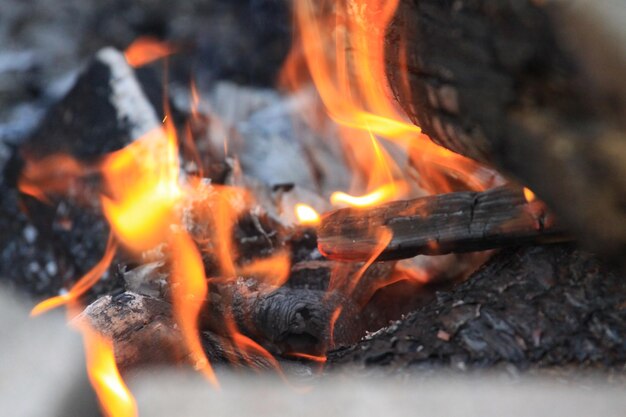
[96,48,161,140]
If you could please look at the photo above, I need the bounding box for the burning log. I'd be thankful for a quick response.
[203,280,361,356]
[318,186,569,262]
[384,1,626,267]
[328,244,626,372]
[77,292,277,372]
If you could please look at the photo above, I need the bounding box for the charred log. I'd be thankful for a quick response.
[328,244,626,372]
[77,291,276,372]
[202,280,362,356]
[318,186,569,261]
[385,1,626,268]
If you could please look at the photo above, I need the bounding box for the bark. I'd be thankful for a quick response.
[202,280,362,355]
[77,292,276,372]
[318,186,569,261]
[384,0,626,268]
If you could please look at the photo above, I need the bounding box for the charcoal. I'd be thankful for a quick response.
[21,47,162,160]
[328,244,626,374]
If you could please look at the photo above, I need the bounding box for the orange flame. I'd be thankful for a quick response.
[283,0,415,138]
[238,251,291,287]
[18,154,96,204]
[294,204,321,226]
[100,123,182,253]
[82,328,138,417]
[170,231,218,385]
[99,115,218,385]
[524,187,536,203]
[124,37,176,68]
[283,0,494,202]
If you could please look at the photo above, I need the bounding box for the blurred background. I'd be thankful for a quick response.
[0,0,292,142]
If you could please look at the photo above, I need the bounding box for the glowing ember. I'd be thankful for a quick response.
[83,329,137,417]
[524,187,536,203]
[124,37,176,68]
[295,203,321,226]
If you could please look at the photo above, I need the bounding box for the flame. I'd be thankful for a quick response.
[100,123,182,253]
[283,0,414,138]
[239,251,291,287]
[99,116,219,385]
[170,231,218,385]
[330,182,404,208]
[285,352,327,363]
[283,0,494,201]
[82,328,138,417]
[124,37,176,68]
[294,204,321,226]
[31,233,117,316]
[524,187,536,203]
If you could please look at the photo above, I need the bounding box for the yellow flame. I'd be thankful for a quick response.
[294,204,321,226]
[330,182,404,208]
[83,329,138,417]
[524,187,536,203]
[100,124,182,253]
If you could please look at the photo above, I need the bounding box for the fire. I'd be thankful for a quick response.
[295,203,321,226]
[21,0,502,400]
[18,154,94,204]
[282,0,493,199]
[239,251,291,287]
[99,116,218,385]
[169,231,218,385]
[282,0,414,138]
[124,37,176,68]
[83,328,138,417]
[330,182,403,208]
[524,187,536,203]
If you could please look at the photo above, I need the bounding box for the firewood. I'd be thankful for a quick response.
[383,0,626,267]
[77,292,276,372]
[202,281,361,355]
[318,186,570,262]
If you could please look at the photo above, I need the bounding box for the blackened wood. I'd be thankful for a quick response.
[21,48,162,161]
[318,186,569,262]
[328,244,626,372]
[203,281,361,356]
[384,0,626,268]
[78,291,275,372]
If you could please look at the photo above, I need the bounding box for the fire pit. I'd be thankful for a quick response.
[1,1,625,416]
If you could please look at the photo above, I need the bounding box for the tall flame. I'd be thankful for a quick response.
[83,328,138,417]
[283,0,493,200]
